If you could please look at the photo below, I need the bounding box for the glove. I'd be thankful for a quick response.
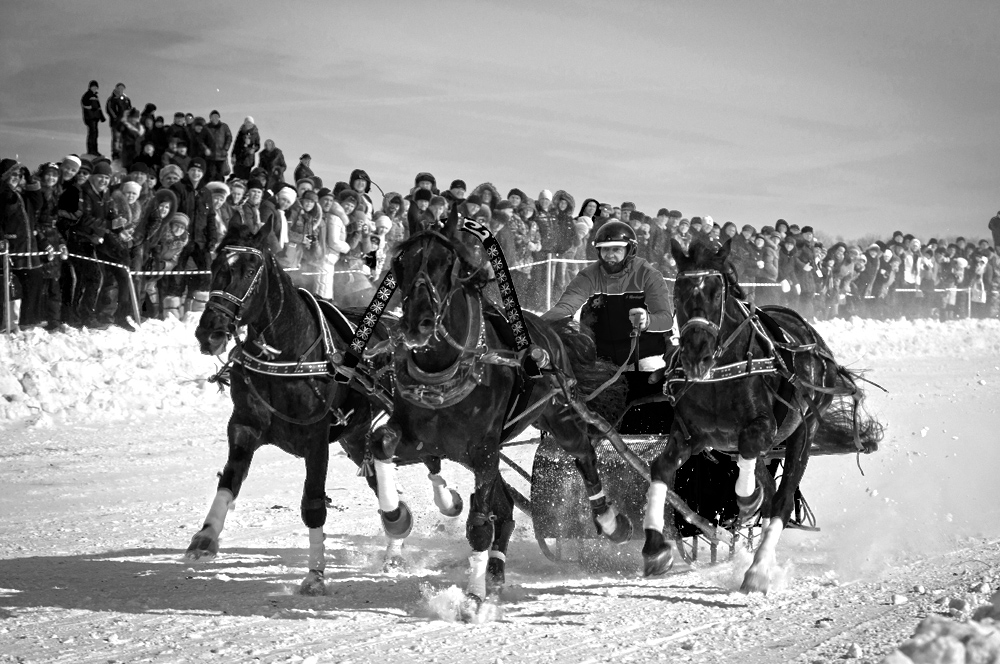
[795,283,801,295]
[780,279,791,293]
[628,307,649,333]
[756,260,765,269]
[804,264,812,272]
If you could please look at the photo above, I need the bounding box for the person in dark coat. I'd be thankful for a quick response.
[188,117,217,166]
[1,159,44,327]
[104,83,131,160]
[167,157,218,317]
[258,139,286,192]
[80,80,106,156]
[293,154,314,184]
[204,111,233,183]
[232,117,260,180]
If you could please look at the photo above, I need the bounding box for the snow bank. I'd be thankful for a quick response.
[0,318,225,425]
[881,595,1000,663]
[0,317,997,425]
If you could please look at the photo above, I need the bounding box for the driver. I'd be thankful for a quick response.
[541,220,673,399]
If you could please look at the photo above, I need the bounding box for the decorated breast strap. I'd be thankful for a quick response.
[341,218,532,374]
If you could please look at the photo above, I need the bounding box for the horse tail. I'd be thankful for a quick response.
[812,366,885,455]
[544,317,628,424]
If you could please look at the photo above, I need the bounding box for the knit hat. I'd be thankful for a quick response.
[63,155,82,168]
[495,200,513,211]
[538,189,553,202]
[204,181,231,198]
[188,157,206,172]
[374,215,393,233]
[120,181,142,196]
[466,193,483,206]
[244,116,254,124]
[575,216,594,232]
[92,161,113,176]
[337,189,360,206]
[227,178,247,192]
[276,186,297,204]
[430,195,446,207]
[129,162,150,176]
[742,224,755,234]
[657,208,670,217]
[246,178,265,192]
[170,212,190,228]
[193,116,206,127]
[77,160,93,175]
[316,187,333,200]
[89,80,99,88]
[300,153,311,160]
[301,190,318,203]
[413,188,433,203]
[450,179,467,191]
[801,225,814,234]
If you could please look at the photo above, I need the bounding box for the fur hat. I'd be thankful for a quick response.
[193,116,206,127]
[669,210,682,219]
[92,161,113,176]
[495,200,513,212]
[466,193,483,206]
[337,189,360,207]
[129,162,150,176]
[450,179,467,191]
[316,187,333,200]
[414,172,436,187]
[657,208,670,217]
[227,178,247,192]
[629,210,644,222]
[88,80,99,89]
[246,178,265,192]
[169,212,190,228]
[413,188,433,203]
[120,181,142,196]
[204,181,231,198]
[507,188,526,201]
[801,225,814,234]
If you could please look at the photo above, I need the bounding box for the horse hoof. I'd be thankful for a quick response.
[460,593,484,622]
[604,513,633,544]
[486,558,505,598]
[643,549,674,577]
[299,569,326,596]
[736,485,764,523]
[382,554,408,573]
[740,567,769,594]
[380,501,413,539]
[439,490,463,518]
[183,531,219,561]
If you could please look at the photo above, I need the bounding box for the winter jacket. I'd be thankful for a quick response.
[258,147,286,190]
[204,121,232,161]
[170,177,218,252]
[1,178,43,269]
[550,190,577,256]
[81,89,105,124]
[188,128,216,161]
[471,182,502,211]
[793,239,818,295]
[105,91,131,129]
[233,125,260,167]
[758,237,779,282]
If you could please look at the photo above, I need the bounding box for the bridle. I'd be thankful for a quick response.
[207,245,268,330]
[398,231,484,353]
[675,269,728,347]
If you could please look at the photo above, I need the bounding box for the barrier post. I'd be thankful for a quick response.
[1,240,10,335]
[125,265,142,327]
[545,253,553,311]
[967,288,972,319]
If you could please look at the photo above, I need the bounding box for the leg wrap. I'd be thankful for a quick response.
[203,489,234,533]
[162,295,183,319]
[466,510,494,551]
[308,527,325,571]
[301,494,328,529]
[642,482,667,532]
[188,290,210,314]
[735,455,757,497]
[429,473,462,517]
[490,518,516,553]
[467,549,489,600]
[374,459,399,513]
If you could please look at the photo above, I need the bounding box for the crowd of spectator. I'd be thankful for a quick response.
[1,80,998,333]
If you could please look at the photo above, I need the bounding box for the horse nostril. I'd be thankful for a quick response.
[418,318,434,332]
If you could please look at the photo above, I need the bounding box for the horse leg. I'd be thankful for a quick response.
[735,412,775,523]
[485,477,515,598]
[299,436,330,596]
[424,456,463,518]
[542,411,631,543]
[741,418,812,594]
[642,430,692,576]
[369,422,413,569]
[463,479,496,612]
[185,422,259,561]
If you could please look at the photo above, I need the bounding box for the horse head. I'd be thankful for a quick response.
[391,207,489,351]
[195,223,274,356]
[670,238,745,380]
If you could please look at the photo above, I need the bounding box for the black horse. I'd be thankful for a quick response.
[187,224,463,594]
[366,211,630,612]
[641,239,883,593]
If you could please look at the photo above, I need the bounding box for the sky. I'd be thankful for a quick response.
[1,0,998,241]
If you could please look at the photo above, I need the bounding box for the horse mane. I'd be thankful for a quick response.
[681,239,746,301]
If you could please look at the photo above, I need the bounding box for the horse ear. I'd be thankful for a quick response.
[718,238,732,263]
[442,202,462,238]
[670,238,688,268]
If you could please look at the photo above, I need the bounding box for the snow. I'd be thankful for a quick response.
[1,316,997,426]
[1,315,1000,662]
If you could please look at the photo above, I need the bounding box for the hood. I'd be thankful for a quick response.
[413,172,437,190]
[153,188,178,218]
[552,190,576,215]
[349,169,371,194]
[381,191,404,216]
[471,182,502,210]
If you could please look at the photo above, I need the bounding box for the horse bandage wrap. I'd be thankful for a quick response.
[343,217,532,366]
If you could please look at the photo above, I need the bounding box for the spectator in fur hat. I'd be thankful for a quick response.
[258,139,286,192]
[232,117,260,180]
[407,187,436,234]
[507,188,527,208]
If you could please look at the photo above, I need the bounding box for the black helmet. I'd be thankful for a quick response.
[593,221,637,273]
